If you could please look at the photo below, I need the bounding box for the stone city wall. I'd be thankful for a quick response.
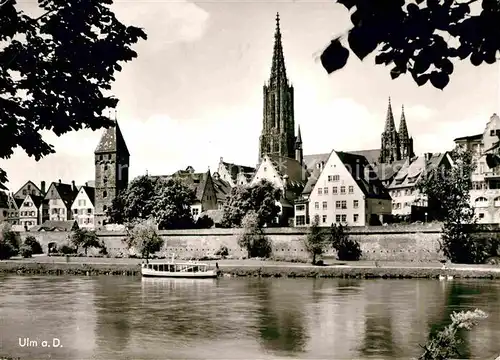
[16,223,468,262]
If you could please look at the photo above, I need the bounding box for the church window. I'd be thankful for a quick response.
[103,190,107,198]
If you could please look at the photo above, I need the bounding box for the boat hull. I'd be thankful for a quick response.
[141,269,218,278]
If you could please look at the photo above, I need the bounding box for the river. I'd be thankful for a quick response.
[1,275,500,359]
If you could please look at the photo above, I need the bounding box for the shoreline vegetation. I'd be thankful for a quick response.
[1,257,500,279]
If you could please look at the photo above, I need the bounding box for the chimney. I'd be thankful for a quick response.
[213,172,220,181]
[71,180,76,191]
[58,179,61,184]
[85,182,88,187]
[424,153,433,161]
[40,181,46,194]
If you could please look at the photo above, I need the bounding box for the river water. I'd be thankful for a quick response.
[1,276,500,359]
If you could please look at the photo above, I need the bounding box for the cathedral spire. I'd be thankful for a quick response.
[296,125,302,144]
[269,12,287,86]
[384,97,396,133]
[399,105,409,141]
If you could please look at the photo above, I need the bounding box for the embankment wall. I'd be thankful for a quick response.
[15,223,467,262]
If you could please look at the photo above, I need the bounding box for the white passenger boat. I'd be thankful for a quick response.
[141,255,218,278]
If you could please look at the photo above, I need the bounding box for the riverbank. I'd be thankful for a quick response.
[2,257,500,278]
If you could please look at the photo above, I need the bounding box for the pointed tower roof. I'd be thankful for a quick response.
[269,12,288,85]
[384,97,396,133]
[296,125,302,144]
[95,111,130,156]
[399,104,409,140]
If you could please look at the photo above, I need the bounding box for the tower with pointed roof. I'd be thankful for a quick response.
[259,13,300,162]
[94,111,130,227]
[398,105,414,159]
[379,98,401,164]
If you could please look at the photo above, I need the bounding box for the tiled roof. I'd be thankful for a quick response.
[348,149,381,165]
[212,177,231,202]
[81,186,95,207]
[32,220,78,232]
[221,161,255,182]
[301,167,321,196]
[454,134,482,142]
[336,151,392,200]
[28,195,47,209]
[388,153,449,189]
[153,168,209,202]
[303,153,330,171]
[267,155,306,186]
[95,121,130,156]
[52,183,79,208]
[371,159,407,182]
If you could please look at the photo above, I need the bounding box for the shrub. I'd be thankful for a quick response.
[24,236,43,255]
[304,215,326,265]
[60,244,77,255]
[329,223,361,261]
[196,214,214,229]
[20,244,33,258]
[0,224,20,260]
[238,211,272,258]
[214,245,229,257]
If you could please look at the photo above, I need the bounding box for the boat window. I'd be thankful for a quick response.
[148,264,152,269]
[187,266,193,272]
[192,266,198,272]
[159,264,164,272]
[153,265,158,271]
[169,265,175,272]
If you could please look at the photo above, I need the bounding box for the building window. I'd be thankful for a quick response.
[103,178,108,186]
[296,204,305,211]
[22,190,27,195]
[335,214,341,223]
[479,213,485,219]
[322,201,327,210]
[335,201,341,209]
[353,200,359,208]
[104,165,108,171]
[318,188,323,195]
[295,215,306,226]
[192,208,199,216]
[323,187,328,195]
[474,197,488,208]
[103,205,107,211]
[322,215,327,223]
[333,187,337,194]
[348,186,354,194]
[341,200,347,209]
[353,214,359,222]
[341,214,347,222]
[314,202,319,210]
[103,190,107,198]
[340,186,346,195]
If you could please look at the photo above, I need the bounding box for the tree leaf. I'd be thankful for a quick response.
[470,52,483,66]
[415,73,430,86]
[348,26,379,60]
[320,37,350,74]
[336,0,357,10]
[430,71,450,90]
[390,66,404,79]
[441,58,454,75]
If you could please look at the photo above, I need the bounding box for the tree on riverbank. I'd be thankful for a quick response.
[329,223,362,261]
[70,229,103,256]
[107,176,196,229]
[320,0,500,90]
[418,146,483,263]
[0,222,20,259]
[124,219,164,263]
[0,0,147,190]
[238,211,272,258]
[304,215,326,265]
[221,180,281,228]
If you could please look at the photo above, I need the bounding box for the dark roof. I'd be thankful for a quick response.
[336,151,392,200]
[95,121,130,156]
[152,168,210,202]
[212,177,231,203]
[301,167,322,196]
[47,182,79,208]
[220,160,255,182]
[454,134,482,142]
[13,180,43,199]
[266,155,306,186]
[388,153,450,189]
[348,149,381,165]
[371,159,407,182]
[14,198,24,208]
[26,195,48,208]
[32,220,78,232]
[80,186,95,206]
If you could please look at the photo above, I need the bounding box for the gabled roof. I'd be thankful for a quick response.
[79,186,95,207]
[347,149,381,166]
[22,194,47,209]
[371,159,407,182]
[336,151,392,200]
[212,177,232,203]
[388,153,450,189]
[266,155,306,186]
[301,167,321,196]
[219,159,255,183]
[46,182,79,208]
[454,134,482,142]
[95,120,130,156]
[13,180,43,198]
[152,168,210,202]
[303,153,330,171]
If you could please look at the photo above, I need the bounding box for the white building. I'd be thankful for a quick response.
[18,194,48,230]
[294,150,392,227]
[71,185,95,229]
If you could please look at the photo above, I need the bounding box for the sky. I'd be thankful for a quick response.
[1,0,500,193]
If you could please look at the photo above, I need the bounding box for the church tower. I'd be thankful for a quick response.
[398,105,414,159]
[259,13,297,161]
[94,111,130,227]
[379,97,401,164]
